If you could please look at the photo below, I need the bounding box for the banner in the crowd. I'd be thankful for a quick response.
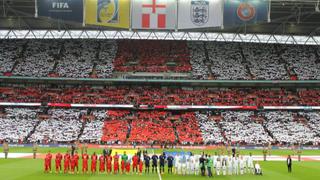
[131,0,177,29]
[223,0,269,26]
[85,0,130,28]
[178,0,223,29]
[38,0,83,22]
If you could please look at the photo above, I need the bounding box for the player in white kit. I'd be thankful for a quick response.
[239,156,245,175]
[174,154,180,175]
[181,155,187,175]
[247,153,254,174]
[194,155,200,175]
[227,155,233,175]
[215,156,221,175]
[188,154,196,175]
[222,156,227,175]
[233,155,239,175]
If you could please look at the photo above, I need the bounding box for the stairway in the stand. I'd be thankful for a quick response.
[239,44,254,79]
[203,42,214,79]
[276,45,297,80]
[10,40,29,73]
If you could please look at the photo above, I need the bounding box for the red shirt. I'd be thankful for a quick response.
[99,156,105,164]
[82,154,89,163]
[46,153,52,161]
[91,155,97,163]
[64,154,70,163]
[73,154,79,163]
[113,155,119,164]
[106,155,112,165]
[132,155,139,165]
[56,153,62,163]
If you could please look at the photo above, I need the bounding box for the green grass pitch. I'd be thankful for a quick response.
[1,147,320,180]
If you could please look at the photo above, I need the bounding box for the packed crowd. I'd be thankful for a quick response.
[0,85,317,106]
[206,42,250,80]
[29,109,85,143]
[1,107,320,145]
[219,111,273,145]
[242,43,289,80]
[0,108,40,143]
[113,40,192,73]
[0,40,24,74]
[187,42,210,79]
[13,40,58,77]
[1,40,319,80]
[263,111,318,145]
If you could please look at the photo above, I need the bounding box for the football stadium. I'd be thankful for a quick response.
[1,0,320,180]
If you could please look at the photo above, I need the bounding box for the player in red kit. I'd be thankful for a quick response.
[106,154,113,174]
[70,154,76,174]
[82,151,89,174]
[63,151,71,174]
[132,153,139,174]
[55,152,63,173]
[91,152,98,174]
[113,152,120,174]
[99,154,105,173]
[44,151,52,173]
[139,159,144,175]
[126,160,131,174]
[44,151,51,173]
[121,158,125,174]
[73,151,79,173]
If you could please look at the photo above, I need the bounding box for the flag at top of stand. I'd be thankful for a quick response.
[178,0,223,29]
[131,0,177,30]
[223,0,270,27]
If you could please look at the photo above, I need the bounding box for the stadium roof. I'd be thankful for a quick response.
[0,0,319,36]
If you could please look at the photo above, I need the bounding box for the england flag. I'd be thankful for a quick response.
[178,0,223,29]
[131,0,177,30]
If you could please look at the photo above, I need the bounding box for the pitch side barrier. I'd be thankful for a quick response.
[2,76,320,88]
[1,102,320,110]
[1,144,319,150]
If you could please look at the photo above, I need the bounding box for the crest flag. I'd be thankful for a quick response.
[178,0,223,29]
[223,0,269,27]
[85,0,130,28]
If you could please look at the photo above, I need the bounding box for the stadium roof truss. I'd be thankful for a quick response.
[0,30,319,45]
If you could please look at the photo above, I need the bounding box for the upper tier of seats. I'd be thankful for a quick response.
[1,40,319,80]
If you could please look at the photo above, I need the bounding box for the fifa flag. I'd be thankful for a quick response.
[178,0,223,29]
[224,0,269,27]
[37,0,83,22]
[85,0,130,28]
[131,0,177,30]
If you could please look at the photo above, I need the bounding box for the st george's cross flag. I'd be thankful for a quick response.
[131,0,177,30]
[178,0,223,29]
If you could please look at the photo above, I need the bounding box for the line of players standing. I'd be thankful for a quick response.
[44,149,260,176]
[44,149,175,175]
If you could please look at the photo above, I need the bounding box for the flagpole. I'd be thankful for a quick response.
[82,0,86,27]
[221,0,224,30]
[268,0,271,23]
[129,0,133,31]
[34,0,38,18]
[175,0,179,32]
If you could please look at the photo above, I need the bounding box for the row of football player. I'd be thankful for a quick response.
[1,40,320,80]
[44,151,261,176]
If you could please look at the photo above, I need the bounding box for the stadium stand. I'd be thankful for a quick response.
[1,107,320,145]
[114,40,191,73]
[0,108,40,143]
[0,86,312,106]
[29,109,85,143]
[1,40,319,80]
